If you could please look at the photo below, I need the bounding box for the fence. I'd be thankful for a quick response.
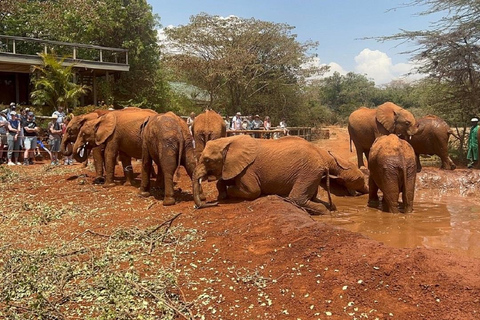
[227,127,312,141]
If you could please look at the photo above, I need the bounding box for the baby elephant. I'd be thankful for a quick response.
[368,134,417,213]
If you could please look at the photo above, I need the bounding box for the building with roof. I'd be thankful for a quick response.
[0,35,129,106]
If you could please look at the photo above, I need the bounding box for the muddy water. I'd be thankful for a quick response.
[315,190,480,259]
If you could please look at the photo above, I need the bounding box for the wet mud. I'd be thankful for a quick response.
[316,168,480,258]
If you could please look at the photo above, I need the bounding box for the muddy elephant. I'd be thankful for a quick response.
[319,148,369,195]
[61,109,110,183]
[193,135,336,215]
[348,102,418,168]
[191,109,227,160]
[139,112,199,205]
[72,107,157,187]
[408,115,458,172]
[368,134,417,213]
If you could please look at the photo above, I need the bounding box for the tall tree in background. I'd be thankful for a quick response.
[384,0,480,123]
[1,0,169,111]
[162,13,325,121]
[380,0,480,159]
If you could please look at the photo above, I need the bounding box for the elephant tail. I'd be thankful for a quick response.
[448,128,460,140]
[349,135,353,153]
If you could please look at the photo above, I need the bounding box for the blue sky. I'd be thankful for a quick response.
[148,0,440,85]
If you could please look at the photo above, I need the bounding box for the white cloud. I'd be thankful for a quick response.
[353,48,422,85]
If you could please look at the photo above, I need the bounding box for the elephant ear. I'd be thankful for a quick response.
[376,102,402,133]
[222,135,258,180]
[94,113,116,145]
[327,150,352,172]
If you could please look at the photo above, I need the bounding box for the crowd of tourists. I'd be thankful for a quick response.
[0,103,72,166]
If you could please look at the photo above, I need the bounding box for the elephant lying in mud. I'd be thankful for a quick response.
[319,148,369,195]
[408,115,458,171]
[348,102,418,168]
[139,112,200,205]
[192,135,337,215]
[368,134,417,213]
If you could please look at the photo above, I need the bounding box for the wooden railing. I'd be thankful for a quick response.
[227,127,312,141]
[0,34,128,65]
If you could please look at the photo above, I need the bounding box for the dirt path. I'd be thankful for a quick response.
[0,127,479,319]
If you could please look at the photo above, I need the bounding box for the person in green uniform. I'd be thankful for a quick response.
[467,117,479,168]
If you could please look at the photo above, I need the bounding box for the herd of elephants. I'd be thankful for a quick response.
[59,101,471,214]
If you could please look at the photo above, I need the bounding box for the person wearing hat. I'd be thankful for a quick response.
[22,111,39,166]
[6,111,21,165]
[48,114,63,165]
[251,114,263,138]
[231,112,243,133]
[6,102,16,121]
[467,117,479,168]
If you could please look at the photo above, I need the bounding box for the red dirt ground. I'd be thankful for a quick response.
[1,126,480,319]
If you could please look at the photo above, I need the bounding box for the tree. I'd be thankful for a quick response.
[313,72,377,121]
[30,52,89,113]
[379,0,480,160]
[1,0,170,111]
[162,13,324,120]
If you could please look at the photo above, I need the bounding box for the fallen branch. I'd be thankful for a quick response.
[125,277,193,320]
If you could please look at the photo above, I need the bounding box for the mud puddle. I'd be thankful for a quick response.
[315,190,480,258]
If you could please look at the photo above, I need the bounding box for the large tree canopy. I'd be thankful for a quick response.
[162,13,326,121]
[382,0,480,122]
[1,0,169,111]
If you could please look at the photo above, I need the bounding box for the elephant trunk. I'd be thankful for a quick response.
[193,166,218,209]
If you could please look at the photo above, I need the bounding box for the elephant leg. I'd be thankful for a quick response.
[83,149,90,168]
[216,180,230,200]
[415,154,422,173]
[288,177,330,214]
[367,176,380,208]
[402,171,416,213]
[161,151,178,206]
[381,184,400,213]
[103,145,118,188]
[440,155,456,170]
[355,145,365,168]
[226,176,261,200]
[139,150,152,197]
[92,146,105,184]
[119,152,134,186]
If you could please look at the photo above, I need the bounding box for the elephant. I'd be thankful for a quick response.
[61,109,110,183]
[408,115,458,172]
[318,148,369,195]
[348,102,418,169]
[72,107,157,187]
[368,134,417,213]
[139,112,199,205]
[192,135,336,215]
[191,109,227,160]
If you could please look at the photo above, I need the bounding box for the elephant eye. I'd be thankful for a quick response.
[405,121,411,126]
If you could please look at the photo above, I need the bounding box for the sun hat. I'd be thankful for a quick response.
[255,114,260,118]
[10,102,15,107]
[52,114,58,119]
[236,112,241,115]
[10,111,17,116]
[27,111,34,117]
[471,117,479,122]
